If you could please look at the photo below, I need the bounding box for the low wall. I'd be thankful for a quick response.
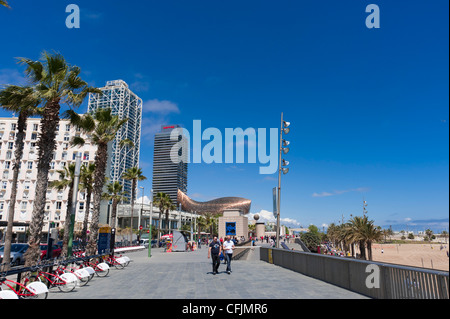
[260,247,449,299]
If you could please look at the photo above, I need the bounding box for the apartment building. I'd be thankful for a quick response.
[0,117,96,240]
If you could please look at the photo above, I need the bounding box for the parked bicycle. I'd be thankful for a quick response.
[0,271,48,299]
[27,263,78,293]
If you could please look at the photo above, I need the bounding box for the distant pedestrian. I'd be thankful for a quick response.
[223,236,235,274]
[208,237,222,275]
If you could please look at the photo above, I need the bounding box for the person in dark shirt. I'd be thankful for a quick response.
[208,237,222,275]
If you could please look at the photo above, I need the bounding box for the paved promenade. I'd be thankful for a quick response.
[49,246,368,299]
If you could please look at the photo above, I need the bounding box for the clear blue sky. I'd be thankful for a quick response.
[1,0,448,232]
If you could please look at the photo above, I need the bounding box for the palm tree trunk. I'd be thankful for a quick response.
[25,100,60,267]
[110,198,118,229]
[2,111,28,269]
[86,142,108,256]
[157,207,162,244]
[359,240,366,260]
[61,183,74,257]
[129,179,136,243]
[165,210,169,234]
[81,189,91,248]
[367,241,373,261]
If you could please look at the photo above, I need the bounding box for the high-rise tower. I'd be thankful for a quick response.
[87,80,143,200]
[152,125,188,205]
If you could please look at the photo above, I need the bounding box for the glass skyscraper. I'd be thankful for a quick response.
[152,125,188,206]
[87,80,143,201]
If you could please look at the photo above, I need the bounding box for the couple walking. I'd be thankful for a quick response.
[207,236,235,275]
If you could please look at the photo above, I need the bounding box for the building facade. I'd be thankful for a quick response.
[0,117,96,240]
[87,80,143,201]
[152,125,188,206]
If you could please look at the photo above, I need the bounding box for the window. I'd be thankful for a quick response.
[20,201,27,210]
[8,142,13,150]
[9,132,15,140]
[4,161,10,169]
[65,124,71,132]
[2,171,9,179]
[27,162,33,169]
[24,181,31,190]
[2,181,7,189]
[83,152,89,161]
[64,135,70,142]
[79,202,85,211]
[10,123,16,131]
[6,151,12,159]
[33,123,39,131]
[56,202,62,210]
[62,152,67,160]
[31,133,38,140]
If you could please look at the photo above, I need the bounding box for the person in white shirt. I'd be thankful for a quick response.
[223,236,235,274]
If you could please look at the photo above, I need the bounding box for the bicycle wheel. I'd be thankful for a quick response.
[23,281,49,299]
[57,276,77,293]
[95,267,109,277]
[112,261,125,270]
[57,272,78,292]
[69,269,90,287]
[94,262,110,277]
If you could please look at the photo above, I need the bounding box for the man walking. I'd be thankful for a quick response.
[208,236,222,275]
[223,235,235,274]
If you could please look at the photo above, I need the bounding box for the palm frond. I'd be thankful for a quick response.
[1,1,11,8]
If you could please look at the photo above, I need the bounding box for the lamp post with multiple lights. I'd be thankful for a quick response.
[276,113,290,248]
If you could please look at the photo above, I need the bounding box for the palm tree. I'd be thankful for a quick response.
[349,216,368,260]
[19,51,99,266]
[122,167,146,241]
[1,1,10,8]
[164,201,176,235]
[49,163,76,257]
[102,181,128,230]
[153,192,172,244]
[79,163,95,245]
[364,224,383,261]
[0,85,40,268]
[425,229,434,243]
[64,107,132,255]
[197,216,208,240]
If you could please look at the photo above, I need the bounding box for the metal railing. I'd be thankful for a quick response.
[260,247,449,299]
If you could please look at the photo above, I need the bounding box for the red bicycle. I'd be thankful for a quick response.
[0,272,48,299]
[28,264,78,293]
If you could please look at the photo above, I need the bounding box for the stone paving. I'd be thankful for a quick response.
[48,246,368,299]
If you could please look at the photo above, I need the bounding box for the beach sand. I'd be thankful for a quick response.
[370,243,449,271]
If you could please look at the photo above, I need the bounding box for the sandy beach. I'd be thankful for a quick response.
[370,243,449,271]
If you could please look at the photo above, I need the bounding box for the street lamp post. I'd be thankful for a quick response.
[276,113,290,248]
[148,189,153,258]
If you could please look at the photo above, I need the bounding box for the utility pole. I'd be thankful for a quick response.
[67,153,82,257]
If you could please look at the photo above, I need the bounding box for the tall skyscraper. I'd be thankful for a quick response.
[87,80,143,200]
[152,125,188,206]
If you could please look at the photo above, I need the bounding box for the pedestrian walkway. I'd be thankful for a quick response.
[49,247,368,299]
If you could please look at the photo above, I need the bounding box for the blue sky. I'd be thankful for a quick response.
[1,0,448,232]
